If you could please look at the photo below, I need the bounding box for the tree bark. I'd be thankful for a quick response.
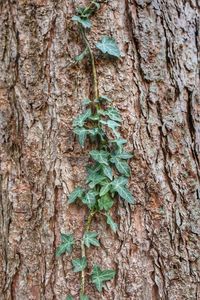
[0,0,200,299]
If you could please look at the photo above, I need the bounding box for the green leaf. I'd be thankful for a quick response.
[74,48,89,62]
[104,107,121,122]
[115,152,133,159]
[73,109,92,127]
[96,95,112,103]
[99,182,111,196]
[110,157,130,177]
[111,138,127,151]
[73,127,88,147]
[90,150,109,165]
[82,98,91,106]
[83,232,100,248]
[91,265,116,292]
[72,16,92,29]
[56,234,74,257]
[87,173,106,188]
[102,165,113,180]
[66,295,73,300]
[72,257,87,272]
[111,177,134,204]
[106,214,118,233]
[82,190,97,208]
[98,194,114,211]
[96,36,121,58]
[80,295,89,300]
[68,187,84,204]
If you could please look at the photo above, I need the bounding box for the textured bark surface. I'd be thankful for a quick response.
[0,0,200,299]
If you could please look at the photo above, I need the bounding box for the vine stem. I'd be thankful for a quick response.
[80,27,99,100]
[80,209,96,296]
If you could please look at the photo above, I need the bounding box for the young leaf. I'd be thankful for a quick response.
[91,265,116,292]
[56,234,74,257]
[106,214,118,233]
[74,47,89,62]
[80,295,89,300]
[102,165,113,180]
[82,190,97,208]
[96,36,121,58]
[110,157,130,177]
[90,150,109,165]
[73,109,92,127]
[82,98,91,106]
[83,232,100,248]
[72,16,92,29]
[66,295,73,300]
[98,194,114,211]
[72,257,87,272]
[99,182,111,197]
[68,187,84,204]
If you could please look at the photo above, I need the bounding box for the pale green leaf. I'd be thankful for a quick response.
[115,152,133,159]
[73,127,88,147]
[99,182,111,196]
[106,214,118,233]
[111,178,134,204]
[83,232,100,248]
[96,95,112,103]
[56,234,74,257]
[110,157,130,177]
[102,165,113,180]
[72,16,92,28]
[96,36,121,58]
[91,265,116,292]
[72,257,87,272]
[104,107,121,122]
[68,187,84,204]
[74,47,89,62]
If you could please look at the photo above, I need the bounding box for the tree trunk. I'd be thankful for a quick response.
[0,0,200,299]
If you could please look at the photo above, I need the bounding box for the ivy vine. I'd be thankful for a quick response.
[57,2,134,299]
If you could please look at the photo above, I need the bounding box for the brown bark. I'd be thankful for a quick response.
[0,0,200,299]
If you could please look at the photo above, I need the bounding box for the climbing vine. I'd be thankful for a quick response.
[56,2,134,299]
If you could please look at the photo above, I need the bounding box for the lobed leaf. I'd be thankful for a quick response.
[110,157,130,177]
[56,234,74,257]
[72,257,87,272]
[90,150,109,165]
[98,194,114,211]
[102,165,113,180]
[106,214,118,233]
[82,190,97,208]
[96,36,121,58]
[68,187,84,204]
[83,232,100,248]
[73,109,92,127]
[91,265,116,292]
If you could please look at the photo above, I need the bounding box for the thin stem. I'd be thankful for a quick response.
[80,208,96,296]
[80,27,99,100]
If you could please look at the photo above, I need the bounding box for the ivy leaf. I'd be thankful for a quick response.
[72,16,92,29]
[112,176,128,187]
[56,234,74,257]
[98,194,114,211]
[80,295,89,300]
[87,173,106,188]
[111,177,134,204]
[73,109,92,127]
[90,150,109,165]
[91,265,116,292]
[111,138,127,151]
[102,165,113,180]
[106,214,118,233]
[96,95,112,103]
[72,257,87,272]
[74,47,89,62]
[104,107,121,122]
[99,182,111,196]
[115,152,133,159]
[96,36,121,58]
[82,190,97,208]
[110,157,130,177]
[66,296,73,300]
[82,98,91,106]
[83,232,100,248]
[73,127,88,147]
[68,187,84,204]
